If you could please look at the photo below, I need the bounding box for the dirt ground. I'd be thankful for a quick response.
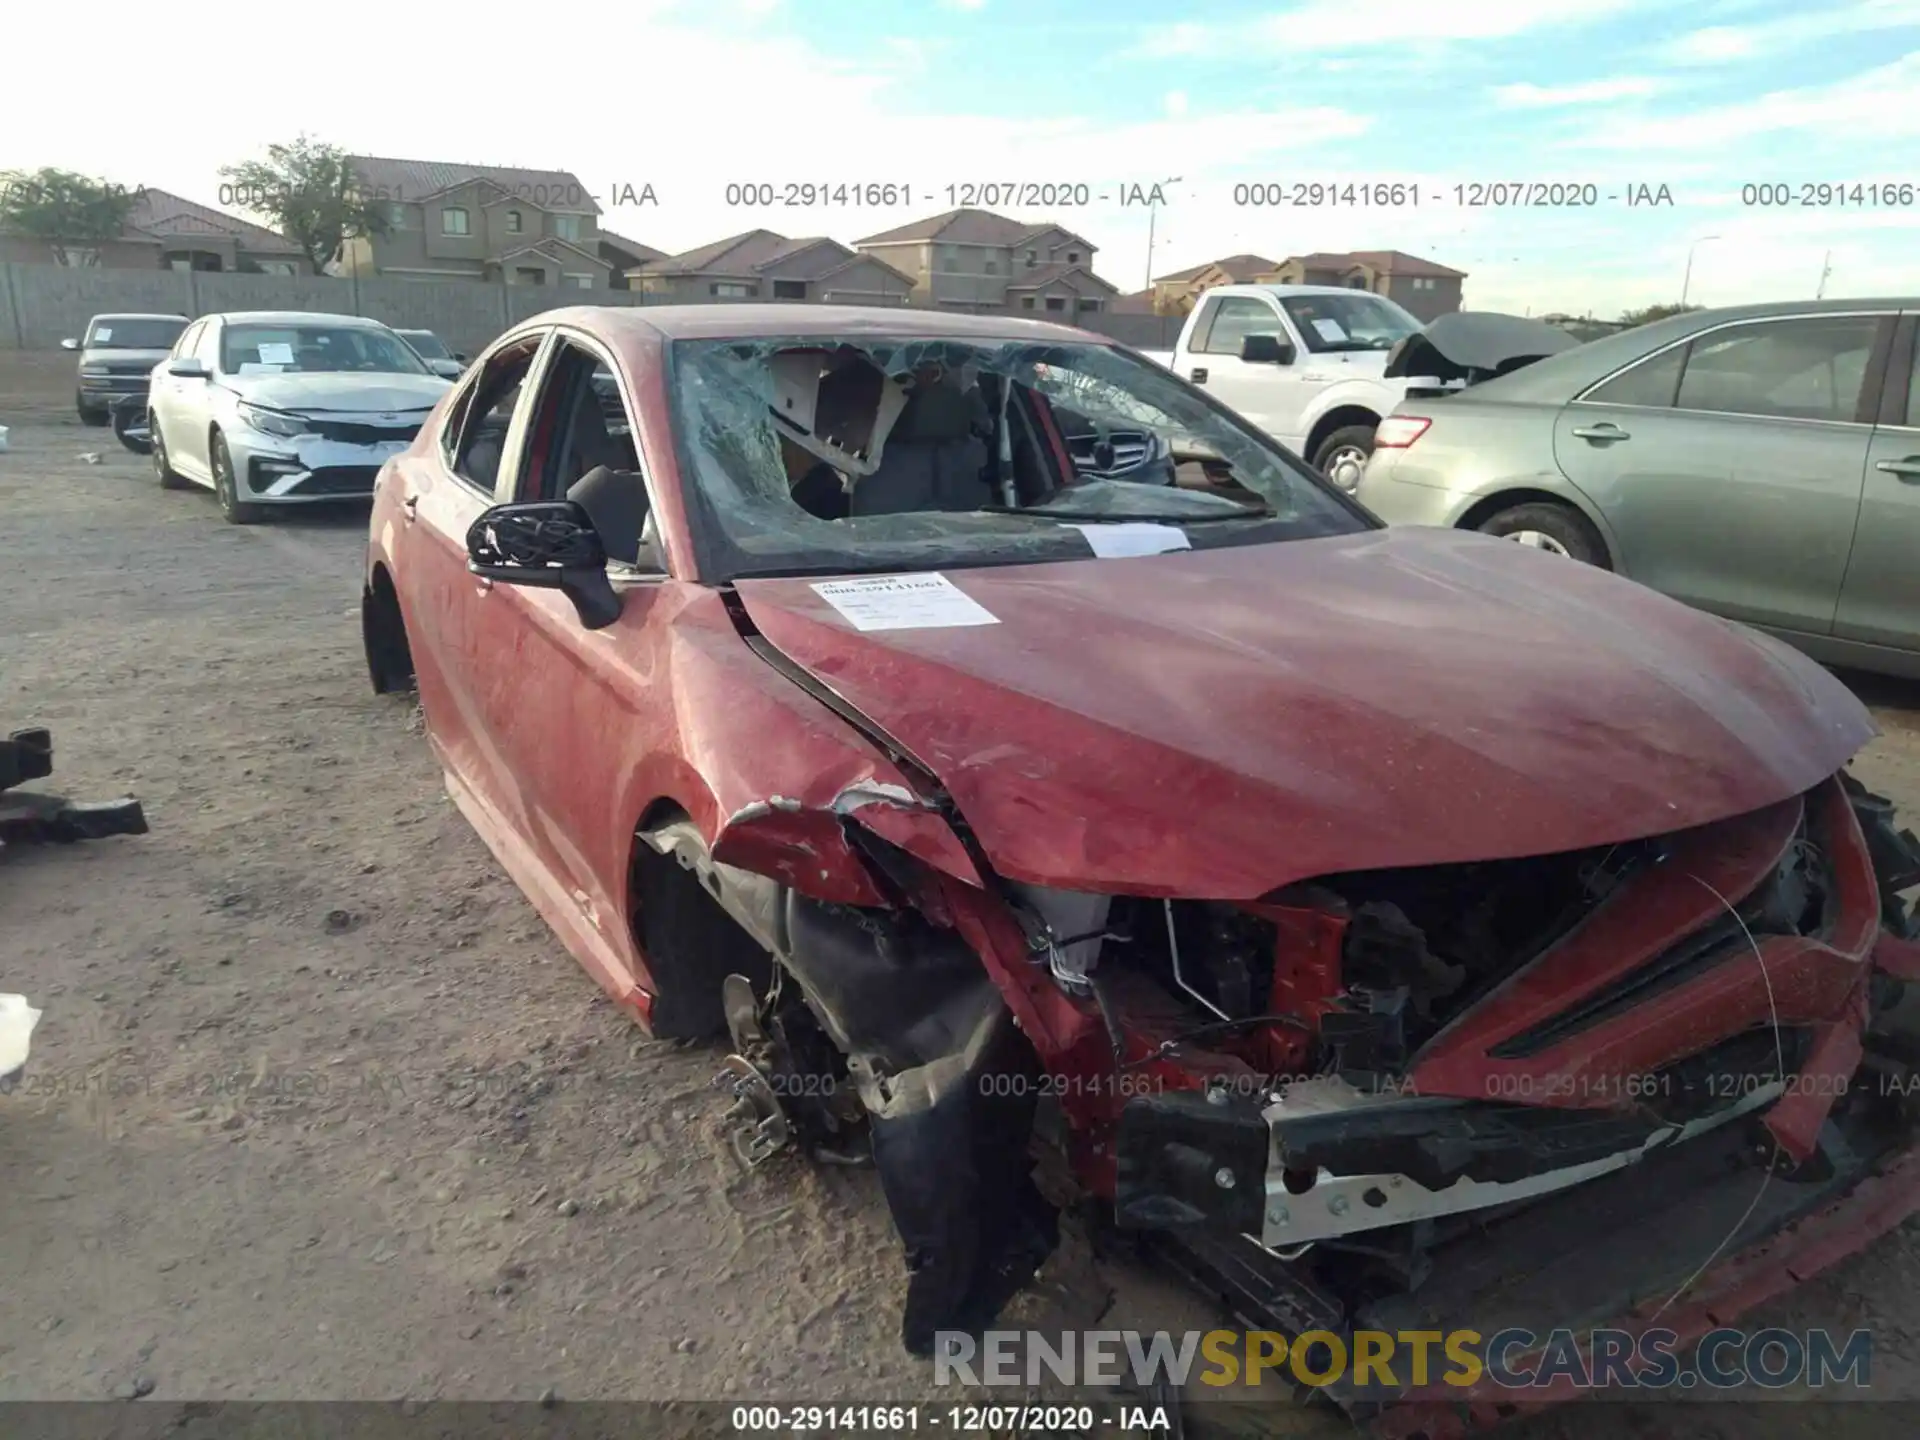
[3,347,1920,1437]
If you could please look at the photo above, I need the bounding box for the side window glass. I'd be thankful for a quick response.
[1584,345,1685,409]
[520,344,640,503]
[521,340,650,563]
[194,322,222,369]
[173,321,202,359]
[1674,316,1881,423]
[1906,324,1920,427]
[1188,298,1221,353]
[453,339,541,494]
[1203,298,1285,356]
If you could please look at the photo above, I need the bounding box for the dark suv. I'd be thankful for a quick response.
[62,313,190,425]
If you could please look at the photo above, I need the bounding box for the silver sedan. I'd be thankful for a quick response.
[146,311,452,524]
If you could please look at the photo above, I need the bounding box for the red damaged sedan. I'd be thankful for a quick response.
[362,305,1920,1427]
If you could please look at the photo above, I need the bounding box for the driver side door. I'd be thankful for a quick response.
[397,328,552,837]
[1185,295,1305,445]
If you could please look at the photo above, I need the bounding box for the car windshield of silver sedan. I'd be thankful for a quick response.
[1280,293,1421,353]
[220,324,430,376]
[668,335,1366,581]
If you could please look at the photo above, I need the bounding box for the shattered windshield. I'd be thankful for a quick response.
[1280,294,1421,353]
[666,334,1366,582]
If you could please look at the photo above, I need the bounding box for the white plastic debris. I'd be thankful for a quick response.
[78,452,102,464]
[0,994,41,1084]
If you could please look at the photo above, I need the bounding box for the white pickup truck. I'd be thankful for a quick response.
[1139,284,1455,490]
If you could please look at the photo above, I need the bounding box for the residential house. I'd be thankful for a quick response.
[598,230,667,291]
[1147,254,1278,315]
[629,230,914,305]
[0,187,304,272]
[1256,250,1466,322]
[853,208,1119,317]
[339,155,613,288]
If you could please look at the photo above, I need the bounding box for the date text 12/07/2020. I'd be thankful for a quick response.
[719,182,1172,208]
[1230,181,1676,207]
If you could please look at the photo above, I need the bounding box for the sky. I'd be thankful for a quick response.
[5,0,1918,316]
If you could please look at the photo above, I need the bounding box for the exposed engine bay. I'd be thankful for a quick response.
[676,759,1920,1409]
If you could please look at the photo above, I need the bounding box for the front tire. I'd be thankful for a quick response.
[77,394,110,427]
[1312,424,1376,493]
[152,419,189,490]
[1476,500,1607,566]
[211,433,266,525]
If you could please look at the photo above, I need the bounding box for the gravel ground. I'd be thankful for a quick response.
[3,349,1919,1436]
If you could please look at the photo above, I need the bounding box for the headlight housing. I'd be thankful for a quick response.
[237,402,308,439]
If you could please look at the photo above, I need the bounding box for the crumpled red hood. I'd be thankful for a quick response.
[734,527,1875,898]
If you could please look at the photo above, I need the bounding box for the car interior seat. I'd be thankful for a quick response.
[849,377,993,516]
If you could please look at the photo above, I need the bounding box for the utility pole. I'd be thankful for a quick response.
[1144,176,1182,290]
[1816,251,1832,299]
[1680,234,1720,307]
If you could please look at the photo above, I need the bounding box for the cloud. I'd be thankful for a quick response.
[1667,0,1920,64]
[1134,0,1645,56]
[1576,51,1920,148]
[1491,76,1659,107]
[0,6,1376,271]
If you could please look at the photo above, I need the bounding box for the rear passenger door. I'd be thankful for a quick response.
[1835,314,1920,655]
[1555,312,1887,635]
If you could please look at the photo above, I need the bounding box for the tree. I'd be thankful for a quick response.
[219,135,390,276]
[1617,302,1703,328]
[0,168,138,266]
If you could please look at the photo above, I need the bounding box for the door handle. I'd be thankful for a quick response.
[1875,457,1920,481]
[1189,367,1208,384]
[1570,423,1630,442]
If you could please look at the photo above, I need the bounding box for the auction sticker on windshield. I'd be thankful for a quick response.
[810,573,1000,632]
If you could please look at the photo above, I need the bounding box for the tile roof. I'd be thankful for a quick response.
[345,155,601,214]
[127,188,303,254]
[1154,253,1277,284]
[636,232,914,286]
[598,230,667,264]
[1271,249,1465,279]
[1343,249,1465,278]
[1002,263,1119,295]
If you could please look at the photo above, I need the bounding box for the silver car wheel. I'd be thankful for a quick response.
[1507,529,1572,557]
[1324,445,1368,492]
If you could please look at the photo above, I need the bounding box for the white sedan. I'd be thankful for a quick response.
[146,311,451,524]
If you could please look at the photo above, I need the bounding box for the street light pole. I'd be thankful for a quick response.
[1144,175,1183,291]
[1680,234,1720,306]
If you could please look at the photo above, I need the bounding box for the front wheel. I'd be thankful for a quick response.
[211,433,266,525]
[1311,424,1376,493]
[152,418,189,490]
[1476,500,1608,566]
[76,394,109,427]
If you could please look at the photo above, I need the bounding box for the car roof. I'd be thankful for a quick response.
[1449,296,1920,405]
[88,312,189,322]
[529,303,1117,345]
[1203,283,1397,301]
[393,327,436,335]
[203,311,392,327]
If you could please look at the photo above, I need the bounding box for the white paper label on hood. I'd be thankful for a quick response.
[810,573,999,632]
[238,363,288,375]
[1311,318,1348,343]
[1065,522,1191,559]
[256,342,296,365]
